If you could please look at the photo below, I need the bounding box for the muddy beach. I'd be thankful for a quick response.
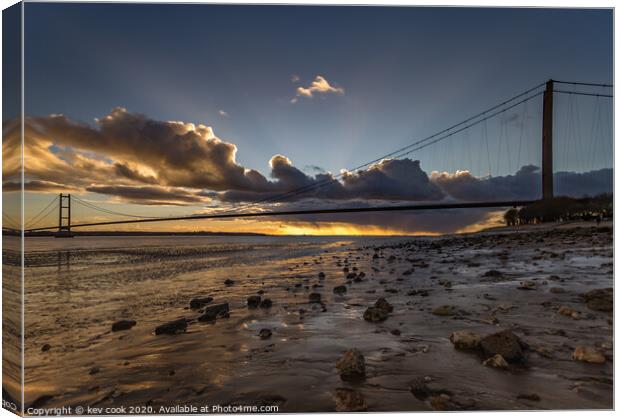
[14,223,613,412]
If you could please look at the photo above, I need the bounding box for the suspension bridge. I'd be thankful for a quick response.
[5,79,613,236]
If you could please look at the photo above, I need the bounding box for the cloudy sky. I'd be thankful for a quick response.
[4,5,613,235]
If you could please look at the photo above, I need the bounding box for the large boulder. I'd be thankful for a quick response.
[336,348,366,381]
[155,318,187,335]
[479,330,525,363]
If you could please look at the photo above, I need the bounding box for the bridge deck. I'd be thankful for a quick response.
[25,200,538,232]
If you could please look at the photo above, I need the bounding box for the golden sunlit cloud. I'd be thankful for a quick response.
[291,75,344,104]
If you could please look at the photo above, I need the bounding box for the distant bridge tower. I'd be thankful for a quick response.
[542,79,554,200]
[56,193,74,238]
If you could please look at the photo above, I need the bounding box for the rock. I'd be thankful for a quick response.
[29,394,55,409]
[535,345,554,358]
[308,293,322,303]
[572,346,606,364]
[111,320,137,332]
[346,272,357,279]
[247,295,261,308]
[189,296,214,309]
[374,297,393,313]
[198,303,230,322]
[429,394,475,411]
[483,269,502,278]
[363,298,393,322]
[41,344,51,352]
[224,279,235,286]
[155,318,187,335]
[318,272,326,279]
[89,366,100,375]
[480,330,525,363]
[450,330,481,350]
[558,306,580,319]
[432,305,461,316]
[410,378,432,400]
[259,328,272,339]
[333,285,347,294]
[336,348,365,381]
[333,388,367,412]
[363,307,389,322]
[391,329,401,336]
[517,393,541,401]
[430,394,452,411]
[518,280,537,290]
[482,354,509,369]
[260,299,273,309]
[582,288,612,312]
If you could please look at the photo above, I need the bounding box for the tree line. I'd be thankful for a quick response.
[503,194,613,226]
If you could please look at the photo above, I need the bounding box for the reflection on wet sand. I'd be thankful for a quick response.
[13,224,614,411]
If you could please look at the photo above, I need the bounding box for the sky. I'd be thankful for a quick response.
[3,4,614,235]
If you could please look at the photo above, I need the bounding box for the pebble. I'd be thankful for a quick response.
[482,354,509,369]
[111,320,137,332]
[450,330,481,350]
[155,318,188,335]
[259,329,272,340]
[572,346,606,364]
[247,295,261,309]
[189,297,214,310]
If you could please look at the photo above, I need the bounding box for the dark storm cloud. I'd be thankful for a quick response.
[10,110,613,212]
[114,163,159,185]
[555,169,613,197]
[431,165,613,201]
[30,108,272,192]
[3,180,76,192]
[213,198,497,234]
[215,157,443,203]
[85,185,209,206]
[342,159,444,201]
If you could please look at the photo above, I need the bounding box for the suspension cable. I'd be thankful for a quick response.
[72,196,162,219]
[24,195,58,228]
[209,82,548,214]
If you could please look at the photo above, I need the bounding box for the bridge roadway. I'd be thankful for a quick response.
[25,199,538,232]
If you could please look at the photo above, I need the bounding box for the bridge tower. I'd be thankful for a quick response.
[56,193,74,238]
[541,79,554,200]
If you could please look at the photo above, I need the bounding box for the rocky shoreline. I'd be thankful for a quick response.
[24,223,613,412]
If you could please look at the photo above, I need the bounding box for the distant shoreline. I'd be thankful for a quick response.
[3,219,610,239]
[17,230,270,238]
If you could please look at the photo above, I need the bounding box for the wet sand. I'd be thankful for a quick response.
[17,223,613,412]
